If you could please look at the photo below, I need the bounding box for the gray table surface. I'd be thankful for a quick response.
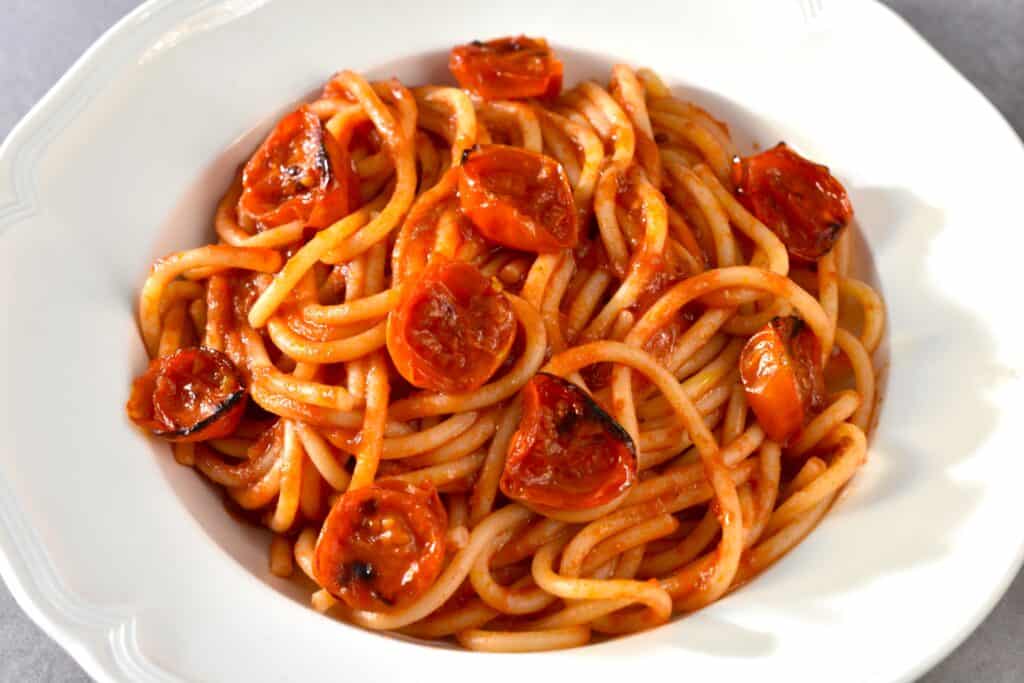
[2,0,1022,680]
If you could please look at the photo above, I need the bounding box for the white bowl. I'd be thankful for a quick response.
[2,0,1023,681]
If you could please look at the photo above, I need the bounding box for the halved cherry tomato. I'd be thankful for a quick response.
[732,143,853,261]
[459,145,577,252]
[126,347,247,442]
[386,261,516,393]
[739,316,826,444]
[501,373,637,510]
[391,194,490,284]
[449,36,563,101]
[314,479,447,611]
[237,106,359,231]
[307,123,361,229]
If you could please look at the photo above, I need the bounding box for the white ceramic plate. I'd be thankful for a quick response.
[2,0,1023,681]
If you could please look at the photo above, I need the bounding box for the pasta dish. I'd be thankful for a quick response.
[126,36,885,652]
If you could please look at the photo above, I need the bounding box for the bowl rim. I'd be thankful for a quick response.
[2,1,1024,681]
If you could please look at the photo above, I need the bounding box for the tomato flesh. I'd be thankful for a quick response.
[740,316,825,444]
[449,36,563,101]
[391,193,490,283]
[501,373,637,510]
[307,121,361,229]
[732,143,853,261]
[459,145,577,252]
[238,106,358,231]
[386,261,516,393]
[126,347,247,442]
[314,479,447,611]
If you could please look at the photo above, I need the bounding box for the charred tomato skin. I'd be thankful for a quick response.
[500,373,637,510]
[237,105,358,231]
[732,142,853,261]
[313,479,447,611]
[126,346,247,442]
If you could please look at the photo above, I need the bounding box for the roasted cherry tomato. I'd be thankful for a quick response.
[459,145,577,252]
[237,106,358,231]
[307,124,360,229]
[449,36,563,101]
[501,373,637,510]
[391,192,490,284]
[314,479,447,611]
[732,143,853,261]
[739,316,826,444]
[126,347,247,442]
[386,261,516,393]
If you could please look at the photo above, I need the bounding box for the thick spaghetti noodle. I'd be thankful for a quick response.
[127,36,885,652]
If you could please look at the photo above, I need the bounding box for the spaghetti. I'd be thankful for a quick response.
[127,36,885,652]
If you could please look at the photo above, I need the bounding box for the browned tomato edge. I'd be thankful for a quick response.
[152,388,247,441]
[535,372,638,459]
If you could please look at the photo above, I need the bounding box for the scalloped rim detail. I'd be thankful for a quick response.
[1,1,1023,681]
[0,466,180,681]
[0,2,218,679]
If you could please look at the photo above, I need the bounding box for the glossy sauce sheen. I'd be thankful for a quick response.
[501,373,637,510]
